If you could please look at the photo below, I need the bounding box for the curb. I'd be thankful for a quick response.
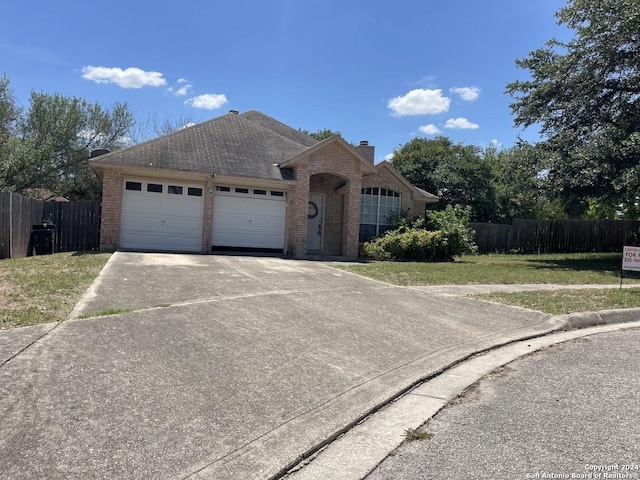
[558,307,640,330]
[281,310,640,480]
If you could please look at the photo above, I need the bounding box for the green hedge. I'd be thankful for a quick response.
[360,205,477,262]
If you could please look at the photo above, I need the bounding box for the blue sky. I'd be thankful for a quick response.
[2,1,569,161]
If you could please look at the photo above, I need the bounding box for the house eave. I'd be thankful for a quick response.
[90,161,211,182]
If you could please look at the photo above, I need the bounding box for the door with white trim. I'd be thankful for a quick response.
[306,193,324,251]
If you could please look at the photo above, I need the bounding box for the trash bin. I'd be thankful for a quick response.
[30,224,55,255]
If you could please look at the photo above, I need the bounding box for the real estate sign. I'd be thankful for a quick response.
[622,246,640,272]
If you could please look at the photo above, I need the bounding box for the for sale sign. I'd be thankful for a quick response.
[622,246,640,271]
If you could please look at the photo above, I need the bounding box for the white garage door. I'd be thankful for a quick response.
[120,179,205,252]
[212,186,286,250]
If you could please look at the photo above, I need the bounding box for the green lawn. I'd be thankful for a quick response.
[340,253,636,286]
[476,287,640,315]
[0,252,111,329]
[339,253,640,314]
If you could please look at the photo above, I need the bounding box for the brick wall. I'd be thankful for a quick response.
[99,169,123,251]
[287,165,310,257]
[202,178,216,251]
[342,176,362,257]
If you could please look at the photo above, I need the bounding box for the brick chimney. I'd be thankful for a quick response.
[355,140,375,163]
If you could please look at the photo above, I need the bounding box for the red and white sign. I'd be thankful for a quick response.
[622,246,640,272]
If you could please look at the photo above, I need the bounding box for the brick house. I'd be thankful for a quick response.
[90,110,438,258]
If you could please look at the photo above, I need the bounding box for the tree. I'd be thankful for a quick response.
[0,75,20,173]
[390,136,497,222]
[299,128,342,142]
[1,81,134,200]
[506,0,640,218]
[127,113,198,144]
[489,142,560,221]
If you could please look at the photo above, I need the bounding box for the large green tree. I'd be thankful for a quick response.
[1,78,134,200]
[506,0,640,218]
[489,142,561,221]
[390,136,497,222]
[0,75,20,167]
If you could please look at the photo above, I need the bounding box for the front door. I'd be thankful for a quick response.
[306,193,324,251]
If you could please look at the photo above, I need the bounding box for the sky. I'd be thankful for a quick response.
[2,0,571,162]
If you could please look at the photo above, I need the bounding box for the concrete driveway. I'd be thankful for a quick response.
[0,252,559,479]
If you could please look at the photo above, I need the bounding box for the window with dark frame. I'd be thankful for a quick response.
[168,185,183,195]
[147,183,163,193]
[188,187,203,197]
[125,181,142,191]
[359,187,401,242]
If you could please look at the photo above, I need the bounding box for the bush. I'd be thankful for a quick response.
[360,205,477,262]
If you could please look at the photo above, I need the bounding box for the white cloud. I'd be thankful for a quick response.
[168,84,192,96]
[451,86,480,101]
[383,153,394,161]
[388,88,450,116]
[179,122,197,129]
[419,124,441,135]
[185,93,228,110]
[490,139,503,148]
[176,85,192,96]
[177,78,188,83]
[444,117,479,129]
[82,66,167,88]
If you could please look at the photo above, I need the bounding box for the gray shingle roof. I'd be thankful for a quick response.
[90,110,317,181]
[239,110,318,147]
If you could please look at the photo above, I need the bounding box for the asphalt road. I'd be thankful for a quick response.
[365,327,640,480]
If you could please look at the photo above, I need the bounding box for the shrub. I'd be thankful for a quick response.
[360,205,477,262]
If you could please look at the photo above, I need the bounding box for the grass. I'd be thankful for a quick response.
[341,253,637,286]
[78,307,133,319]
[340,253,640,314]
[404,428,433,442]
[475,287,640,315]
[0,252,111,329]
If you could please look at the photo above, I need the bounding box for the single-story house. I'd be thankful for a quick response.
[90,110,438,258]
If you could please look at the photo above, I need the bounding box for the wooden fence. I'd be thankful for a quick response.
[0,192,101,259]
[470,219,640,254]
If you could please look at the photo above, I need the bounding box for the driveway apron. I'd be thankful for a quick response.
[0,252,558,479]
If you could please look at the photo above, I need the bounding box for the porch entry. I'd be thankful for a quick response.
[306,192,324,251]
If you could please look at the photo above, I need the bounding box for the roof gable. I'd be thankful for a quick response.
[375,161,439,202]
[280,135,377,174]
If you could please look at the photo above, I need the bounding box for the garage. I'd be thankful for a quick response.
[212,186,286,250]
[120,179,205,252]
